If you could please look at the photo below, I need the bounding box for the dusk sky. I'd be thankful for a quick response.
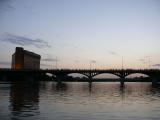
[0,0,160,69]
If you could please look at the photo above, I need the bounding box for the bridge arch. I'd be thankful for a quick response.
[125,73,150,78]
[46,73,53,77]
[45,72,57,77]
[67,73,88,78]
[92,73,120,79]
[43,73,57,81]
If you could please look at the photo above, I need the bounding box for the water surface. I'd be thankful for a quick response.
[0,82,160,120]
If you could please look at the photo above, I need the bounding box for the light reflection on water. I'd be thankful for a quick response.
[0,82,160,120]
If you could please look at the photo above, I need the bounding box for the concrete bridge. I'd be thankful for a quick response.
[0,69,160,85]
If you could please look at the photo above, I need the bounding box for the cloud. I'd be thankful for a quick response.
[91,60,97,63]
[1,33,51,48]
[152,64,160,67]
[0,61,11,65]
[0,0,14,13]
[108,50,118,56]
[40,63,51,67]
[42,57,59,62]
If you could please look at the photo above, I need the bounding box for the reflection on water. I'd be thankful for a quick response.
[0,81,160,120]
[9,83,39,119]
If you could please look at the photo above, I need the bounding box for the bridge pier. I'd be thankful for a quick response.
[88,77,93,83]
[56,74,67,83]
[88,72,93,83]
[120,78,125,87]
[56,76,62,84]
[152,76,160,87]
[120,72,125,87]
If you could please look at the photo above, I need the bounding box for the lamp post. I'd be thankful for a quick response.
[122,56,124,70]
[55,57,58,69]
[89,60,96,70]
[89,61,92,70]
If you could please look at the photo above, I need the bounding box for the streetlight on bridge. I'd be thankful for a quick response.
[122,56,124,70]
[89,60,96,70]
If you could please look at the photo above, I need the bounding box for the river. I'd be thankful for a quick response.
[0,81,160,120]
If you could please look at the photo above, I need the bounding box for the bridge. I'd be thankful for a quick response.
[0,69,160,86]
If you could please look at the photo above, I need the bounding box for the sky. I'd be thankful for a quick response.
[0,0,160,69]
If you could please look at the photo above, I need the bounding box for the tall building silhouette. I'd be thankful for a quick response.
[12,47,41,69]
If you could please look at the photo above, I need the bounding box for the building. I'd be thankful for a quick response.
[12,47,41,69]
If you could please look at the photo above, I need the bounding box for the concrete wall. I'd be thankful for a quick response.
[24,54,40,69]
